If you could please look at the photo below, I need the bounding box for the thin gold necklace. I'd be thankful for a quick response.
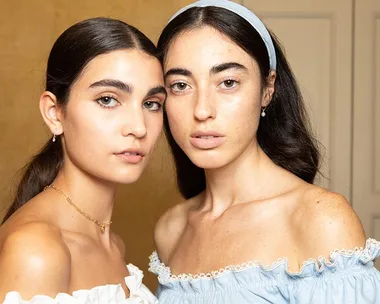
[44,184,112,233]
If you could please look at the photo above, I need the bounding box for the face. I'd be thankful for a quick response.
[58,49,166,184]
[164,26,273,169]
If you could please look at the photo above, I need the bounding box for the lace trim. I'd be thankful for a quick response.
[148,238,380,284]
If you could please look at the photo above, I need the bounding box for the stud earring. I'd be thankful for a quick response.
[52,134,56,142]
[261,108,266,117]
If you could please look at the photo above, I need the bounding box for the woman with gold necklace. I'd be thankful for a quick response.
[0,17,165,303]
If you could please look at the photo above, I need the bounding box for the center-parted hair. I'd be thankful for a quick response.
[157,7,320,199]
[2,17,159,224]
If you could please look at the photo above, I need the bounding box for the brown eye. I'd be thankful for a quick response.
[222,79,237,88]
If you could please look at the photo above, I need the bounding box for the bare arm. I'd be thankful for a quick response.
[0,223,71,302]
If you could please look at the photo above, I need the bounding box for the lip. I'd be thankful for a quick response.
[190,131,225,150]
[114,148,145,164]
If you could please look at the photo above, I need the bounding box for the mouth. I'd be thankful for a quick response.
[194,135,220,139]
[115,149,145,164]
[191,130,224,138]
[121,151,142,156]
[190,132,225,150]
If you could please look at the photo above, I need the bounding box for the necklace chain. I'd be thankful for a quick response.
[44,184,112,233]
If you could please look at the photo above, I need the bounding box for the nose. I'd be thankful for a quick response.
[194,88,216,121]
[121,104,147,139]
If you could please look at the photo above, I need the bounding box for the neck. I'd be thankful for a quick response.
[202,142,280,216]
[52,163,117,237]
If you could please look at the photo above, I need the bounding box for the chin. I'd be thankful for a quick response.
[189,154,229,170]
[98,167,145,185]
[119,176,141,184]
[108,175,141,185]
[118,171,144,184]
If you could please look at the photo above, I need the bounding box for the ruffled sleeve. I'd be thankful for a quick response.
[149,239,380,304]
[2,264,157,304]
[3,292,79,304]
[289,238,380,303]
[124,264,158,304]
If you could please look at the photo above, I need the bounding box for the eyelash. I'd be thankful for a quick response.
[143,100,163,112]
[96,95,120,109]
[96,95,163,112]
[169,81,190,94]
[169,78,240,95]
[219,78,240,90]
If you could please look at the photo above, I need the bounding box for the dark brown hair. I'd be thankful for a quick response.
[157,7,320,199]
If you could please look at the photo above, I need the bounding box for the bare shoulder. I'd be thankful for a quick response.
[295,185,366,259]
[0,222,71,301]
[154,196,198,263]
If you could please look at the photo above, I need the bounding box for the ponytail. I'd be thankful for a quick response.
[2,139,62,224]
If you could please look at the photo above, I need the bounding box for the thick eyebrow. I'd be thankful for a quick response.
[164,68,192,79]
[164,62,248,80]
[89,79,131,92]
[145,86,167,99]
[211,62,248,74]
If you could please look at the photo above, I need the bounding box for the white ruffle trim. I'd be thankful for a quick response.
[3,264,158,304]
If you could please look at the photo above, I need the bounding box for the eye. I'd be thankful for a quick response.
[170,82,190,93]
[220,79,239,89]
[96,96,119,108]
[143,101,162,111]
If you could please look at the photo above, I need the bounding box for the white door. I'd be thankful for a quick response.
[353,0,380,239]
[241,0,353,200]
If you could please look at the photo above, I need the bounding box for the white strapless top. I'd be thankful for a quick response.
[2,264,157,304]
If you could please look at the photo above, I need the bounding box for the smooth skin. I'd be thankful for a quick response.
[0,49,166,301]
[154,26,366,276]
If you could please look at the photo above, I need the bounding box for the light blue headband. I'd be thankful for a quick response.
[169,0,277,71]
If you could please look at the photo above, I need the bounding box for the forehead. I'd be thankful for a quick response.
[165,26,256,71]
[78,49,163,87]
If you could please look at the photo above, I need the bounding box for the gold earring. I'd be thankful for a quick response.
[261,108,266,117]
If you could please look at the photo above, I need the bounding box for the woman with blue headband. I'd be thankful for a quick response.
[149,1,380,303]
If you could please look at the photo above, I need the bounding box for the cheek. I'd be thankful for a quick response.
[235,108,260,136]
[166,104,188,142]
[63,107,114,158]
[69,115,107,140]
[221,95,261,140]
[165,98,184,117]
[226,90,261,114]
[146,114,164,143]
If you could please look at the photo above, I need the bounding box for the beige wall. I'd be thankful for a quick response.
[3,0,378,293]
[0,0,193,291]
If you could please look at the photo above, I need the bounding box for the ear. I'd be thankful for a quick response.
[39,91,63,136]
[261,70,276,108]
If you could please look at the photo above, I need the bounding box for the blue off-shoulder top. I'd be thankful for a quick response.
[149,239,380,303]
